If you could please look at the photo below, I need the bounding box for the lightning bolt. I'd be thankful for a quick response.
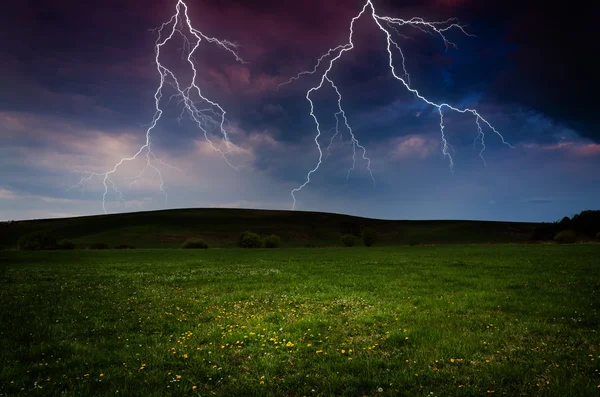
[70,0,245,214]
[279,0,513,210]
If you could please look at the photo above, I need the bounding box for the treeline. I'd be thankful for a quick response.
[530,210,600,243]
[180,231,283,249]
[14,228,379,250]
[15,231,135,250]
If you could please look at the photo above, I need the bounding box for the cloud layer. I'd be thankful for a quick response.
[1,0,598,222]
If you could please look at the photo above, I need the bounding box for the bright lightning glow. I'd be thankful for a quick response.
[279,0,513,210]
[70,0,245,214]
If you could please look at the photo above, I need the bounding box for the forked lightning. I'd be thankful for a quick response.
[71,0,244,214]
[279,0,513,210]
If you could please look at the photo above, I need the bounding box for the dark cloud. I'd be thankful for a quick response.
[429,0,600,142]
[494,1,599,142]
[4,0,593,142]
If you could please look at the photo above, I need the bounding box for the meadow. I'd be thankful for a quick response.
[1,244,599,396]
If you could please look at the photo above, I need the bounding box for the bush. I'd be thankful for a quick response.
[559,216,571,227]
[263,234,281,248]
[596,232,600,241]
[531,210,600,241]
[237,231,263,248]
[362,227,377,247]
[18,231,56,250]
[115,244,135,249]
[340,234,357,247]
[554,229,577,244]
[570,210,600,237]
[181,238,208,249]
[88,242,109,250]
[56,239,76,250]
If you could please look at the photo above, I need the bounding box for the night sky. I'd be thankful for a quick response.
[1,0,598,222]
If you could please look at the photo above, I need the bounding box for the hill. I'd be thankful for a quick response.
[0,208,541,249]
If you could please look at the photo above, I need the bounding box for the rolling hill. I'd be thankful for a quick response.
[0,208,541,249]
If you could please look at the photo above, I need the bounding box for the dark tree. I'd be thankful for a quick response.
[362,227,377,247]
[18,231,56,250]
[237,231,263,248]
[554,229,577,244]
[340,234,357,247]
[263,234,281,248]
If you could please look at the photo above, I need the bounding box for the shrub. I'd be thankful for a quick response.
[56,239,76,250]
[115,244,135,249]
[181,238,208,249]
[554,229,577,244]
[18,231,56,250]
[559,216,571,227]
[263,234,281,248]
[88,242,109,250]
[340,234,357,247]
[362,227,377,247]
[237,231,263,248]
[596,232,600,241]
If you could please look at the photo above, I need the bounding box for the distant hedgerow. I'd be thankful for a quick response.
[181,238,208,249]
[57,240,76,250]
[263,234,281,248]
[18,231,57,251]
[554,229,577,244]
[340,234,357,247]
[237,231,263,248]
[88,243,109,250]
[115,244,136,249]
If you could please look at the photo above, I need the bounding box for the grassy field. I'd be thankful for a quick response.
[0,208,540,249]
[1,244,599,396]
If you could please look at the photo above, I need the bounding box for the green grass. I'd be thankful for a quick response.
[0,208,540,249]
[1,244,599,396]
